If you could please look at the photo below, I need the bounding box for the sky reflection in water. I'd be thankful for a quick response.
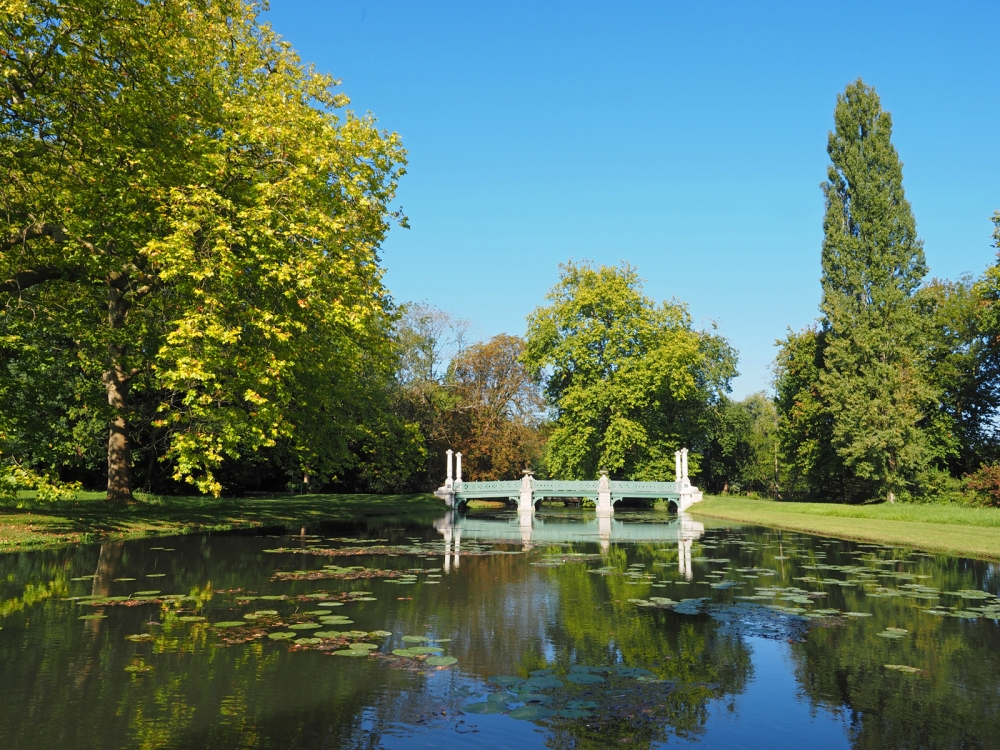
[0,507,998,749]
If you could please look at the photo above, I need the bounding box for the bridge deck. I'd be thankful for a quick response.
[454,479,681,503]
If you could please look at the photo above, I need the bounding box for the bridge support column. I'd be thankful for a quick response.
[518,470,535,514]
[596,470,613,516]
[434,450,457,507]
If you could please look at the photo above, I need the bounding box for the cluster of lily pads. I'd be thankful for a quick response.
[391,635,457,666]
[463,666,684,722]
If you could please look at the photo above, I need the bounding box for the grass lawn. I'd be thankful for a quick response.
[691,495,1000,560]
[0,491,447,553]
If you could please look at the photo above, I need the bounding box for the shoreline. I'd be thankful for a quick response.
[0,493,447,553]
[690,496,1000,561]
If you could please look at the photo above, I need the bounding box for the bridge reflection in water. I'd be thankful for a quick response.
[433,510,705,579]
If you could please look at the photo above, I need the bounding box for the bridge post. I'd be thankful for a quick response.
[675,451,681,483]
[680,448,689,488]
[455,452,463,491]
[434,450,457,507]
[518,470,535,514]
[596,470,613,515]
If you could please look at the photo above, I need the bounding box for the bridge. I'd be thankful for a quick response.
[434,448,704,514]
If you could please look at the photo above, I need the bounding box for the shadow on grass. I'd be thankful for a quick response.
[0,493,447,550]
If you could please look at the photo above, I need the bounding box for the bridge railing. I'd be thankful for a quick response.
[610,480,679,495]
[533,480,598,495]
[454,480,521,497]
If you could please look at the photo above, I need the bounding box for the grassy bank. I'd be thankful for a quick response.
[0,492,447,553]
[691,496,1000,560]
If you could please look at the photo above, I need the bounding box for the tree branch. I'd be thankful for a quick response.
[0,265,84,293]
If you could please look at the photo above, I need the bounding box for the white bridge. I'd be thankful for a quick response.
[434,448,704,514]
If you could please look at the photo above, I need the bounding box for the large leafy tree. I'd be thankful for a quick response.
[777,80,943,502]
[0,0,407,499]
[523,261,736,481]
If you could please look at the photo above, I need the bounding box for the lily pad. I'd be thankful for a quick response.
[401,635,429,643]
[617,667,654,678]
[212,621,246,628]
[426,656,458,666]
[566,672,604,684]
[177,616,206,622]
[333,649,370,657]
[407,646,444,654]
[288,623,322,630]
[268,632,295,640]
[509,706,554,720]
[464,702,506,714]
[125,633,154,641]
[145,574,166,578]
[134,590,161,596]
[79,615,107,620]
[318,602,344,607]
[314,631,341,638]
[347,643,378,651]
[393,648,419,657]
[369,630,392,637]
[304,610,330,616]
[489,675,525,687]
[295,637,323,645]
[525,675,563,689]
[885,664,921,673]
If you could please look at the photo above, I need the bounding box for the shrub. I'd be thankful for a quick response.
[963,464,1000,507]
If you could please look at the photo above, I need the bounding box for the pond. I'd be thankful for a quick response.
[1,506,999,749]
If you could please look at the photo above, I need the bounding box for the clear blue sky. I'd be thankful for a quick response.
[264,1,1000,398]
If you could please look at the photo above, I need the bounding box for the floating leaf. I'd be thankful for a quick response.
[333,649,370,657]
[125,633,154,642]
[177,616,206,622]
[509,706,554,720]
[288,623,321,630]
[78,615,106,620]
[213,621,246,628]
[566,673,604,684]
[401,635,428,643]
[525,675,563,688]
[426,656,457,666]
[885,664,922,673]
[464,702,505,714]
[295,637,323,645]
[489,675,525,687]
[407,646,444,654]
[268,632,295,640]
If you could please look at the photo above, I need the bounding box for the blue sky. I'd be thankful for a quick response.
[264,1,1000,398]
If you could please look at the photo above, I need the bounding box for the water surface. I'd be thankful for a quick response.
[1,507,998,749]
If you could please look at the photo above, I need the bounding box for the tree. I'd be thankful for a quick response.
[702,393,779,497]
[523,261,736,481]
[450,334,545,480]
[777,79,939,502]
[0,1,407,499]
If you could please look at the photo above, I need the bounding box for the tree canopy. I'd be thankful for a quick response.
[0,0,407,498]
[523,261,736,481]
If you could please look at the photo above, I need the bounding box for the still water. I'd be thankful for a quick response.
[1,507,999,749]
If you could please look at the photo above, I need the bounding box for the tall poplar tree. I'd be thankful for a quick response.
[816,79,934,502]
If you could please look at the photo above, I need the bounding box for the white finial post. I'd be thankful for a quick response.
[681,448,689,486]
[456,452,463,484]
[675,451,682,483]
[446,449,454,489]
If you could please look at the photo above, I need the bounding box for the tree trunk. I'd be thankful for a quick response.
[104,275,133,502]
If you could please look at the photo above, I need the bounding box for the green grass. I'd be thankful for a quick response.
[0,491,447,552]
[691,495,1000,560]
